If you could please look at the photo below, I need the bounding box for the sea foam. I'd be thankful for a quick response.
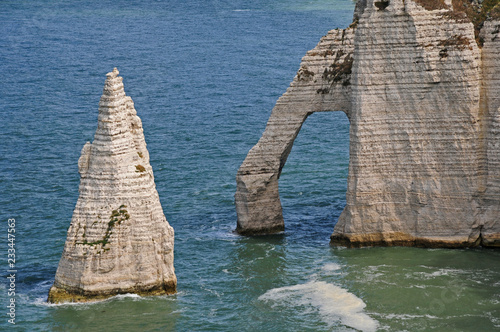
[259,281,379,332]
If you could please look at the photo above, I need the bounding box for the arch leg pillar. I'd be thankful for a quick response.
[235,106,310,235]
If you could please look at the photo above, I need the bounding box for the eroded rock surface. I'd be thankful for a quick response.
[235,0,500,248]
[48,68,176,303]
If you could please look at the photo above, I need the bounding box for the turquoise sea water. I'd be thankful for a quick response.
[1,0,499,331]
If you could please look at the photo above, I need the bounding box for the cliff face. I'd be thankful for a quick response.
[235,0,500,248]
[48,68,176,303]
[335,0,483,247]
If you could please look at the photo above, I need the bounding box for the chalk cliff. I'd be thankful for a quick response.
[235,0,500,248]
[48,68,176,303]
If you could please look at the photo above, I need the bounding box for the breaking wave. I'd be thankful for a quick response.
[259,280,379,332]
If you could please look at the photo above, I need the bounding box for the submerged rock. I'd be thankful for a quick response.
[235,0,500,248]
[48,68,176,303]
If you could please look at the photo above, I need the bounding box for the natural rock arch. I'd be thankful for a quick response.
[235,0,500,248]
[235,28,355,235]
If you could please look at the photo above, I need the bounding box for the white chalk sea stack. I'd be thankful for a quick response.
[235,0,500,248]
[48,68,176,303]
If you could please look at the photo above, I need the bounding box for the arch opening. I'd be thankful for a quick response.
[279,111,350,237]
